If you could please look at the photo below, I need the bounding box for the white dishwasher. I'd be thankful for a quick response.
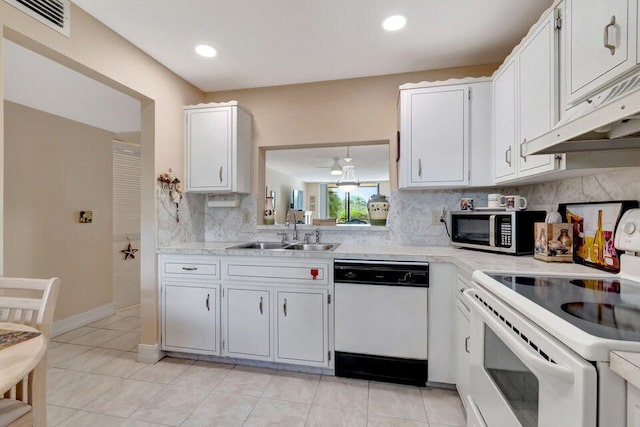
[334,259,429,386]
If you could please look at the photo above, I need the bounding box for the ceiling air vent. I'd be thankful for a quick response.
[3,0,70,37]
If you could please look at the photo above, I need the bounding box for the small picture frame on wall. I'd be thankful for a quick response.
[79,211,93,223]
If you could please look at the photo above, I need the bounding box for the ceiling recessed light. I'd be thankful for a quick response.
[382,14,407,32]
[195,44,217,58]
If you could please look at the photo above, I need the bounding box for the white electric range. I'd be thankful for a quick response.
[465,208,640,427]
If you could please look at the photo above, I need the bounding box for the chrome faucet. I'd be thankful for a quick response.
[285,208,298,241]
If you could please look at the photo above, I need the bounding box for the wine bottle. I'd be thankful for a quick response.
[566,209,584,259]
[593,210,605,265]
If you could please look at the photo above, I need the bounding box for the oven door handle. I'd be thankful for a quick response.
[464,289,575,384]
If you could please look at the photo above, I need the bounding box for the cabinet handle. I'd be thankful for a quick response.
[182,267,198,271]
[505,146,512,167]
[465,336,470,353]
[418,158,423,178]
[283,298,287,317]
[206,294,210,311]
[604,15,617,55]
[219,166,223,183]
[259,296,263,315]
[520,138,527,161]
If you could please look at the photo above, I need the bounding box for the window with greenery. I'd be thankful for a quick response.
[327,183,379,224]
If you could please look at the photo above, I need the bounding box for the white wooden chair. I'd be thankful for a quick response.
[0,277,60,427]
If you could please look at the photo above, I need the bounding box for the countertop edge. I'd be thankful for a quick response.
[157,242,604,276]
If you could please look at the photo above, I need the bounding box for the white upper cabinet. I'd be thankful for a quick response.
[518,9,560,177]
[398,79,492,189]
[493,59,518,182]
[185,102,252,194]
[493,6,564,183]
[565,0,638,106]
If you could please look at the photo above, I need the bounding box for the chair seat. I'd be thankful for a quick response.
[0,399,32,426]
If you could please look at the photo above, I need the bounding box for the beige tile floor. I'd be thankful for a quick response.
[46,306,466,426]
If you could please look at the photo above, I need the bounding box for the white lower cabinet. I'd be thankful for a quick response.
[163,282,220,355]
[456,273,472,410]
[275,289,328,365]
[628,383,640,427]
[224,286,271,360]
[220,257,332,369]
[160,255,222,356]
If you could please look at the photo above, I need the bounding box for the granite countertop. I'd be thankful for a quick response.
[158,241,605,277]
[611,352,640,388]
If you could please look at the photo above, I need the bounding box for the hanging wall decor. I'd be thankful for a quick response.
[121,241,139,260]
[157,168,183,223]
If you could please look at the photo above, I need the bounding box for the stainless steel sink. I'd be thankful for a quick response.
[283,243,337,251]
[229,242,289,250]
[229,242,338,251]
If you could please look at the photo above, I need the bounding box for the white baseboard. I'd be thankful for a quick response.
[137,344,164,364]
[52,303,116,337]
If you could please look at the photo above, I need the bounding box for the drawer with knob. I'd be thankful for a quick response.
[161,256,220,280]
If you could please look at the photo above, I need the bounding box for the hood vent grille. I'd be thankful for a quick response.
[4,0,70,37]
[600,73,640,106]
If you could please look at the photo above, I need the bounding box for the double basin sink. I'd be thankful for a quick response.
[229,242,338,251]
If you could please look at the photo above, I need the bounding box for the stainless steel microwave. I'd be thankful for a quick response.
[450,210,546,255]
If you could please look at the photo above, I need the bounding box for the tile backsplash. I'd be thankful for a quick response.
[158,167,640,247]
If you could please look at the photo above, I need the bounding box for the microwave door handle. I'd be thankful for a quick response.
[489,215,496,247]
[463,289,575,384]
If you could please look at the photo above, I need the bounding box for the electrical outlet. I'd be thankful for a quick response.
[431,211,441,225]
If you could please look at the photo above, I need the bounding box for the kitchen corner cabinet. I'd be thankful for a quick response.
[160,255,221,355]
[565,0,637,106]
[494,7,561,183]
[185,101,252,194]
[398,79,492,189]
[221,258,332,368]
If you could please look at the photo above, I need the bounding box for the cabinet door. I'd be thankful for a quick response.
[493,59,518,181]
[518,10,559,176]
[456,300,471,403]
[275,289,328,366]
[224,286,271,360]
[566,0,636,104]
[400,86,469,187]
[163,284,219,354]
[186,107,232,192]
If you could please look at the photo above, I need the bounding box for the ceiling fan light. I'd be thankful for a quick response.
[337,182,360,193]
[330,158,343,175]
[337,154,360,192]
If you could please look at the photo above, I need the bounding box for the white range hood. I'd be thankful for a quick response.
[524,69,640,155]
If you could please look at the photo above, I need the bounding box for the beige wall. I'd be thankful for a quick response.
[205,64,497,198]
[1,3,203,347]
[4,101,113,320]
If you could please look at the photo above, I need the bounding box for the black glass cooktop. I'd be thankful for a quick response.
[488,274,640,341]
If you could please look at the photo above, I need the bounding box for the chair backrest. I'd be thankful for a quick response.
[0,277,60,338]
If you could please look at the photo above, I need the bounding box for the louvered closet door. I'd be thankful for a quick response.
[113,141,141,310]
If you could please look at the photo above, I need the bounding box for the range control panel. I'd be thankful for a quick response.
[615,209,640,252]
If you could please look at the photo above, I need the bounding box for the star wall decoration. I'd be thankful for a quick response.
[121,243,139,260]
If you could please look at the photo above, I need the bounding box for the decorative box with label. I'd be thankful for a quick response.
[534,222,573,263]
